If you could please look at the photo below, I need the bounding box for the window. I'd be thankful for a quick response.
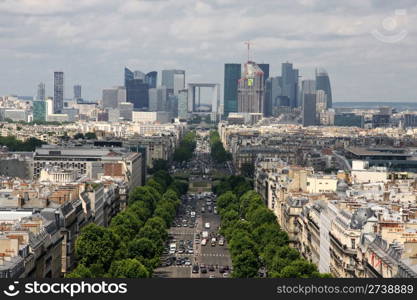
[351,238,356,249]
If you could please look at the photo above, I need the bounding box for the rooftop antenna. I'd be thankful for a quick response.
[244,40,252,62]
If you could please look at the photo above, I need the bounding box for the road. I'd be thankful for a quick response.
[154,129,232,278]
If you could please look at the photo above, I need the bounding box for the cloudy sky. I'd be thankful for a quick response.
[0,0,416,102]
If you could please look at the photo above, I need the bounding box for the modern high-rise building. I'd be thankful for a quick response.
[124,67,134,86]
[258,63,270,83]
[178,89,188,120]
[264,76,283,116]
[301,79,316,104]
[53,71,64,113]
[303,94,317,126]
[223,63,241,117]
[73,85,82,100]
[315,68,332,109]
[161,70,185,95]
[167,94,178,118]
[281,62,299,108]
[145,71,158,89]
[37,82,45,101]
[126,80,149,110]
[316,90,328,112]
[237,61,264,114]
[264,78,273,117]
[149,86,168,112]
[33,100,47,122]
[124,67,149,110]
[102,86,126,109]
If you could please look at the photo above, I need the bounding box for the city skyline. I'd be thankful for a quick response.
[0,1,415,102]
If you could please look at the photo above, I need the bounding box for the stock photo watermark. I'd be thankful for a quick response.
[371,9,408,43]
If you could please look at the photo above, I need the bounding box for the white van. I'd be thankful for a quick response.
[169,243,176,254]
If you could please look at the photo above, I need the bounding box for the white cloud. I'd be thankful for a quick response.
[0,0,416,102]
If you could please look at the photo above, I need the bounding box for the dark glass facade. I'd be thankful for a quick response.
[145,71,158,89]
[126,79,149,110]
[316,70,333,108]
[53,71,64,113]
[223,63,241,117]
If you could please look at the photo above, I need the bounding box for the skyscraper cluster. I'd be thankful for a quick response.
[223,60,333,126]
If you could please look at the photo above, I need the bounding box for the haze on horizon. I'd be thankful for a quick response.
[0,0,416,102]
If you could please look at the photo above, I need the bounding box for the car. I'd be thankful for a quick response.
[201,207,205,213]
[224,265,230,271]
[207,206,212,213]
[176,260,182,266]
[211,237,216,246]
[209,275,215,278]
[200,264,207,274]
[192,265,199,273]
[201,238,207,246]
[208,265,215,272]
[205,222,210,229]
[214,207,218,214]
[219,266,225,273]
[184,259,191,266]
[186,249,194,254]
[218,239,224,246]
[223,272,229,278]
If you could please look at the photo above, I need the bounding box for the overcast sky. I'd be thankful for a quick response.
[0,0,416,102]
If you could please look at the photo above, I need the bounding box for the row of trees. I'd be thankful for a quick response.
[0,136,46,151]
[173,131,196,162]
[209,131,232,164]
[215,176,331,278]
[73,132,97,140]
[66,170,186,278]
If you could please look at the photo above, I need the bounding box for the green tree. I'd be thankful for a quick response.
[108,259,150,278]
[147,178,164,195]
[128,237,158,260]
[149,159,168,174]
[109,211,143,242]
[65,264,93,278]
[75,224,119,270]
[74,133,84,139]
[85,132,97,139]
[232,250,260,278]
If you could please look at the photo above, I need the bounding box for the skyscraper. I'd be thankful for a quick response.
[149,86,168,112]
[178,89,188,120]
[124,67,134,86]
[223,63,241,117]
[33,100,47,122]
[281,62,299,108]
[303,94,317,126]
[134,71,146,81]
[145,71,158,89]
[315,68,333,109]
[258,63,270,83]
[126,80,149,110]
[53,71,64,113]
[301,79,316,102]
[74,85,82,100]
[124,67,149,110]
[162,70,185,94]
[237,61,264,114]
[37,82,45,101]
[102,86,126,109]
[264,78,273,117]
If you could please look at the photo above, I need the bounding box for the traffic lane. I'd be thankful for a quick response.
[154,265,192,278]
